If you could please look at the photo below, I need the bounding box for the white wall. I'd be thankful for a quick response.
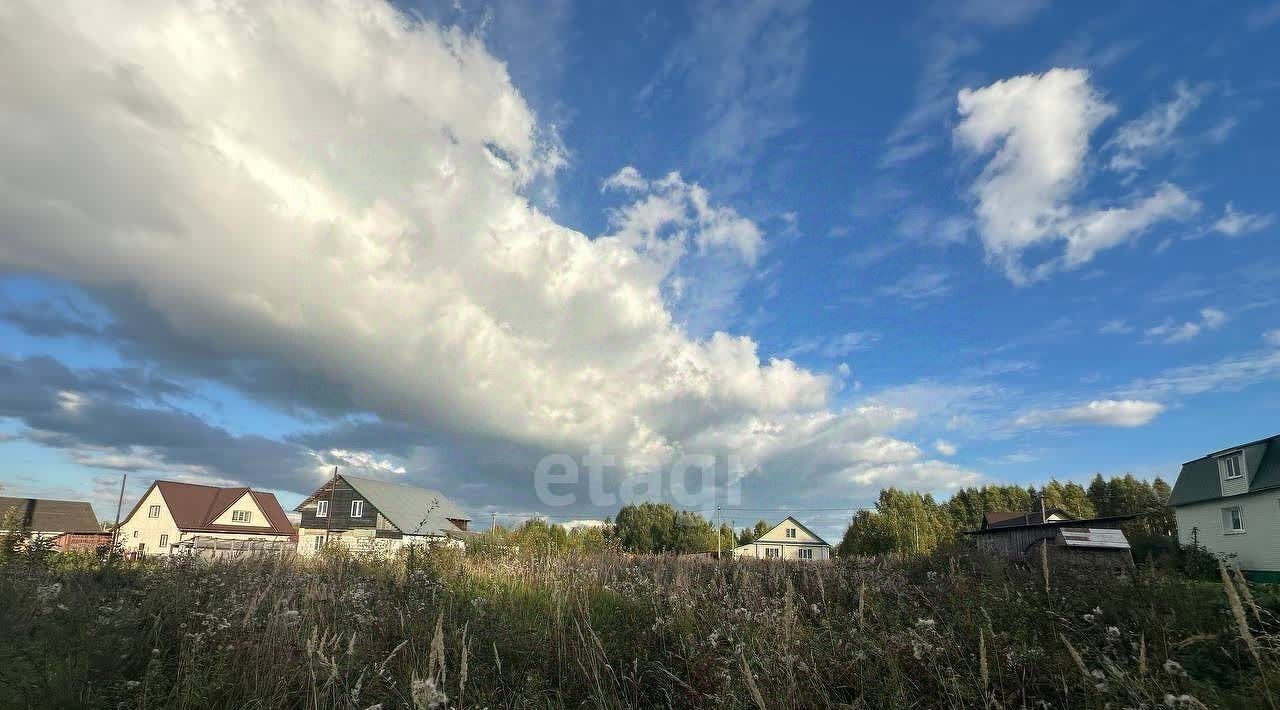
[1176,489,1280,572]
[732,542,830,560]
[117,486,181,554]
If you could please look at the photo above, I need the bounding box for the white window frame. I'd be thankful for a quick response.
[765,547,780,559]
[313,535,324,551]
[1220,451,1244,480]
[147,505,161,518]
[159,534,169,547]
[315,500,329,517]
[786,527,797,538]
[231,510,252,523]
[351,500,364,517]
[798,547,813,559]
[1223,506,1245,534]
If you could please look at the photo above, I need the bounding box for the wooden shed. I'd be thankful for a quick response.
[965,509,1138,564]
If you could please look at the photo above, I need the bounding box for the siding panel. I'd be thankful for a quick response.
[1176,490,1280,572]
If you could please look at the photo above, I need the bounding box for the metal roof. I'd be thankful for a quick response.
[965,513,1138,535]
[0,497,99,533]
[1170,434,1279,506]
[339,475,470,536]
[122,481,295,538]
[1057,527,1131,550]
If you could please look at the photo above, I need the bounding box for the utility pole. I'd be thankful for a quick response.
[109,473,126,563]
[324,466,336,545]
[716,505,722,559]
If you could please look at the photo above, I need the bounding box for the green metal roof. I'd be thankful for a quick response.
[1170,434,1280,506]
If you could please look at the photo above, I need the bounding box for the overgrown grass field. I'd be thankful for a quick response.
[2,548,1278,709]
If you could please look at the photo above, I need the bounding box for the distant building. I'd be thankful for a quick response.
[294,474,473,556]
[116,481,296,556]
[1171,433,1280,575]
[966,507,1136,566]
[732,516,832,560]
[0,496,108,551]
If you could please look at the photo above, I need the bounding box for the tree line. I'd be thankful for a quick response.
[477,473,1175,557]
[838,473,1175,556]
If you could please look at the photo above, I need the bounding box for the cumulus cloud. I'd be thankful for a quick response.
[1213,203,1275,237]
[934,439,958,456]
[1016,399,1165,429]
[1145,307,1228,344]
[954,68,1199,283]
[0,0,976,510]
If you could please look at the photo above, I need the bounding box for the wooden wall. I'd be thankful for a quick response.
[298,477,377,532]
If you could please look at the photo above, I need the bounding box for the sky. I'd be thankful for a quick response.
[0,0,1278,541]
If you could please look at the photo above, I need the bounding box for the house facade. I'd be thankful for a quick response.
[732,516,831,560]
[116,481,296,556]
[1171,433,1280,574]
[294,474,472,556]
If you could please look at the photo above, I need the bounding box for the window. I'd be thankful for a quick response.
[765,548,780,558]
[786,527,797,538]
[1223,506,1245,533]
[159,534,169,547]
[313,535,324,551]
[148,505,161,518]
[132,530,139,538]
[231,510,252,523]
[137,543,145,552]
[315,500,329,517]
[351,500,364,517]
[798,548,813,559]
[1221,452,1244,480]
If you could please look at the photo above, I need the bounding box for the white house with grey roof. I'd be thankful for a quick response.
[294,474,473,557]
[732,516,832,560]
[1171,433,1280,575]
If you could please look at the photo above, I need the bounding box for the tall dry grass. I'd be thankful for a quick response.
[1,545,1278,708]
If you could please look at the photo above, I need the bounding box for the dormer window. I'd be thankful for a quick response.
[1220,452,1244,480]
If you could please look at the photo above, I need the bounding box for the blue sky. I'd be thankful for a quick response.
[0,0,1277,539]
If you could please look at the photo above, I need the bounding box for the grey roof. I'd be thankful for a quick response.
[0,497,100,533]
[1170,434,1280,506]
[340,475,470,536]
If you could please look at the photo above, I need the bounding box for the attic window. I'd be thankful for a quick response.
[786,528,797,538]
[315,500,329,517]
[1220,452,1244,480]
[147,505,160,518]
[231,510,252,523]
[351,500,364,517]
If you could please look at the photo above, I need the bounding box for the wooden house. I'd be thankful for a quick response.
[294,474,472,556]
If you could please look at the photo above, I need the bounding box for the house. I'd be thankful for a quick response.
[965,507,1136,565]
[116,480,296,556]
[294,474,472,556]
[1170,433,1280,576]
[732,516,832,560]
[0,496,109,551]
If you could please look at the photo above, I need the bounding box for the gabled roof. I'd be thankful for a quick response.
[1170,433,1280,506]
[124,481,295,538]
[0,497,99,533]
[982,508,1073,530]
[738,516,832,547]
[300,474,470,536]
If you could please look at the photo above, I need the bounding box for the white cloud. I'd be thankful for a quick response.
[1016,399,1165,429]
[1266,330,1280,348]
[780,331,879,359]
[1106,81,1208,174]
[934,439,958,456]
[0,1,977,503]
[1098,319,1133,335]
[1213,203,1275,237]
[1145,307,1228,344]
[954,69,1199,283]
[878,265,951,302]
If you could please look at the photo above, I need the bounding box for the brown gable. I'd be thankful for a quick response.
[0,497,99,533]
[982,508,1075,530]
